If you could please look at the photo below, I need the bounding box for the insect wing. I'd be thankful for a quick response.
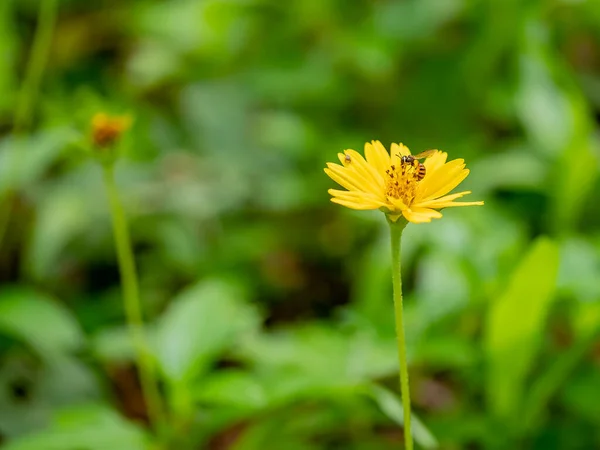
[412,150,437,160]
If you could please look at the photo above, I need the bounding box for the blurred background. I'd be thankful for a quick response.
[1,0,600,449]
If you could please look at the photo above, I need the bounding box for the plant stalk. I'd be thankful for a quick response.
[102,164,166,435]
[14,0,58,132]
[388,219,413,450]
[0,0,59,251]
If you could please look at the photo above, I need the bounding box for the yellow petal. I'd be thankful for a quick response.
[412,206,443,218]
[364,140,390,175]
[388,196,408,212]
[343,149,385,190]
[337,152,350,166]
[325,164,376,193]
[328,189,387,206]
[402,206,443,223]
[432,200,484,208]
[331,198,381,210]
[415,190,472,208]
[391,143,411,157]
[422,168,470,202]
[418,160,466,200]
[423,150,447,173]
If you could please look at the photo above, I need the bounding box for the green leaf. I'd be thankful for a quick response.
[24,188,91,279]
[0,287,84,354]
[468,149,547,194]
[2,404,148,450]
[560,368,600,422]
[193,370,267,410]
[0,353,101,438]
[551,137,598,233]
[484,237,559,420]
[366,384,439,449]
[520,302,600,433]
[515,19,577,158]
[572,301,600,339]
[91,326,135,363]
[155,279,259,384]
[238,323,397,393]
[557,237,600,303]
[0,129,73,194]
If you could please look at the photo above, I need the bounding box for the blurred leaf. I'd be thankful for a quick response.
[457,206,527,290]
[557,237,600,303]
[180,81,249,157]
[572,301,600,339]
[485,237,559,420]
[2,404,148,450]
[24,187,91,279]
[560,368,600,423]
[521,302,600,434]
[156,278,259,384]
[91,326,134,363]
[375,0,464,41]
[134,0,202,53]
[239,324,349,390]
[551,136,598,233]
[0,354,101,439]
[126,40,183,89]
[366,384,439,449]
[412,250,471,330]
[515,18,598,231]
[468,148,547,194]
[0,287,84,354]
[516,20,574,156]
[0,128,74,194]
[193,370,267,410]
[416,335,476,370]
[351,228,395,333]
[239,323,397,396]
[230,418,313,450]
[154,217,204,276]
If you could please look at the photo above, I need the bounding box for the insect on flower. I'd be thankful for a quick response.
[399,150,437,181]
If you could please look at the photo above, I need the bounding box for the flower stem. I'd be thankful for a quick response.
[0,0,58,251]
[388,219,412,450]
[101,164,166,435]
[14,0,58,132]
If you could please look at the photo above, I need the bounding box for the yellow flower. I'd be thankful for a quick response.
[324,140,483,223]
[91,113,132,148]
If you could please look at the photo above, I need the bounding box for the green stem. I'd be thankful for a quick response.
[0,0,58,251]
[388,218,412,450]
[102,165,166,436]
[14,0,58,132]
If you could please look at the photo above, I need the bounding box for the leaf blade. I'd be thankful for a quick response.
[484,237,559,420]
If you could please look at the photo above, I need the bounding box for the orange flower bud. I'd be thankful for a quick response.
[91,113,132,148]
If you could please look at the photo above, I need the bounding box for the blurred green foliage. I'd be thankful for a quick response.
[1,0,600,449]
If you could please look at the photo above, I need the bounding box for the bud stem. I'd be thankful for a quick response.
[102,164,166,438]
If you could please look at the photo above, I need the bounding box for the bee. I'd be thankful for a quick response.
[399,150,436,181]
[344,154,351,164]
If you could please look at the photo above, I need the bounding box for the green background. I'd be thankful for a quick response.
[1,0,599,449]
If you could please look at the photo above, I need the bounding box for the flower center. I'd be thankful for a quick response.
[385,162,420,205]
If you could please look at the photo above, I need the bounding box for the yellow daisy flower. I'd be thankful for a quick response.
[324,140,483,223]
